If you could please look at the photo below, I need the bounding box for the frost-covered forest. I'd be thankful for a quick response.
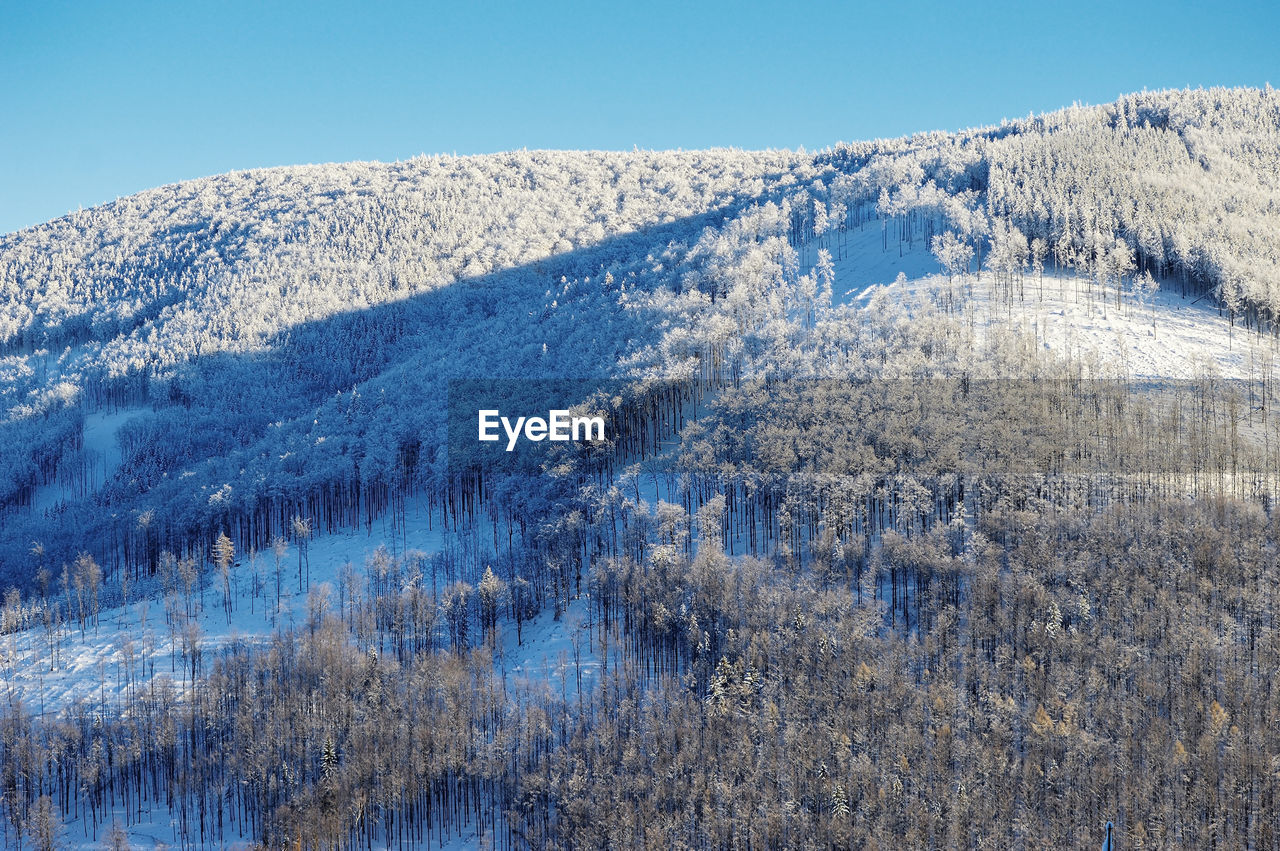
[3,87,1280,848]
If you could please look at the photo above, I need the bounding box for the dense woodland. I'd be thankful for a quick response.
[4,387,1280,847]
[3,87,1280,847]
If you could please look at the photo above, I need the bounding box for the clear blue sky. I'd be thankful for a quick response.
[2,0,1275,235]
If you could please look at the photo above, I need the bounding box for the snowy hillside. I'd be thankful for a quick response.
[5,88,1280,582]
[4,87,1280,849]
[821,217,1272,380]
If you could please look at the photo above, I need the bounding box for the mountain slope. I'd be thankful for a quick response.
[5,88,1280,850]
[4,87,1280,582]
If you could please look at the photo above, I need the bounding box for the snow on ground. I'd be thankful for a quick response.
[804,221,939,302]
[816,220,1276,380]
[3,494,494,716]
[498,595,602,701]
[865,269,1270,380]
[29,406,153,514]
[16,501,599,848]
[1,481,607,724]
[60,792,497,849]
[985,276,1271,380]
[60,806,254,850]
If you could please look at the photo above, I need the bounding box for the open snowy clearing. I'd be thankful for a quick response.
[28,406,154,515]
[816,219,1273,380]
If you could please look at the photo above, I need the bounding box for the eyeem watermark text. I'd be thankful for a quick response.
[478,410,606,451]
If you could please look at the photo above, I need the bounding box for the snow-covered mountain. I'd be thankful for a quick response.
[4,87,1278,585]
[4,87,1280,850]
